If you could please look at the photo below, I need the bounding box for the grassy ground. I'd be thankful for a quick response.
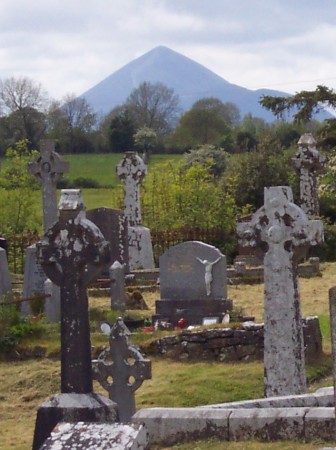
[62,153,182,187]
[1,264,336,449]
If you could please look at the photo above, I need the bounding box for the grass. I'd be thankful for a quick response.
[62,153,183,188]
[1,265,336,448]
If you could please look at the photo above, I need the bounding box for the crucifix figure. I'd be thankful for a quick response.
[292,133,325,218]
[196,256,222,296]
[238,186,323,397]
[28,139,69,232]
[116,151,147,227]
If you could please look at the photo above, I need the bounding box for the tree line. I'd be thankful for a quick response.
[0,75,329,157]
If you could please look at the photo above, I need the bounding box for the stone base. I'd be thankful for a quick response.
[40,421,148,450]
[32,392,118,450]
[128,226,154,270]
[153,299,232,326]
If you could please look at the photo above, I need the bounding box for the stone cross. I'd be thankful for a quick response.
[38,189,110,393]
[116,151,147,227]
[329,286,336,431]
[28,139,69,232]
[292,133,325,218]
[93,317,152,422]
[238,186,323,397]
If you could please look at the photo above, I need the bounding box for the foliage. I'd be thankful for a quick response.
[109,110,135,152]
[226,137,296,210]
[142,159,239,256]
[0,305,46,353]
[125,81,181,135]
[0,140,40,234]
[182,145,229,178]
[0,76,49,149]
[192,97,241,125]
[260,85,336,122]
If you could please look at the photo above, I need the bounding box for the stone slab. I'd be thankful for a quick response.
[0,247,11,301]
[22,244,46,315]
[153,298,232,326]
[40,421,148,450]
[304,408,336,442]
[33,393,117,450]
[228,407,308,441]
[133,407,230,446]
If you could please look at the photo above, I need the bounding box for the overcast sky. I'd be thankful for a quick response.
[2,0,336,101]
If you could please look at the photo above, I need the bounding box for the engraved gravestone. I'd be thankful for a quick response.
[238,186,323,397]
[93,317,151,422]
[86,207,129,273]
[32,190,117,450]
[154,241,231,326]
[116,152,154,270]
[292,133,325,218]
[110,261,128,311]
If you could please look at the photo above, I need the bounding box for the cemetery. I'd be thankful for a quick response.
[2,134,336,450]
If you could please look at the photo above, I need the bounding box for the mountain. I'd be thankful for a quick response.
[79,46,311,122]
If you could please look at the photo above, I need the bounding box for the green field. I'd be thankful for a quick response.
[62,152,183,187]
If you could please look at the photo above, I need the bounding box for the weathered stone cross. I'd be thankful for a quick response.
[28,139,69,232]
[116,151,147,227]
[238,186,323,397]
[38,189,110,393]
[292,133,325,218]
[93,317,152,422]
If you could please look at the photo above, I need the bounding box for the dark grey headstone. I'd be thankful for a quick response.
[159,241,227,301]
[87,207,129,273]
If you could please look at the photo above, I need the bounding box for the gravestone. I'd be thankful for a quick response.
[23,140,69,317]
[154,241,232,326]
[329,286,336,432]
[292,133,325,218]
[116,151,154,270]
[32,190,117,450]
[86,207,129,273]
[238,186,323,397]
[110,261,128,311]
[0,247,12,301]
[93,317,151,422]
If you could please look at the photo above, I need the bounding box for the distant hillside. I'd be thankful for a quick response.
[80,46,324,122]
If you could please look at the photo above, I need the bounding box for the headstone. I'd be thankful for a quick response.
[110,261,128,311]
[86,207,129,273]
[116,151,154,270]
[329,286,336,431]
[292,133,325,218]
[23,140,68,318]
[238,186,323,397]
[32,190,117,450]
[21,245,46,315]
[0,247,12,301]
[93,317,151,422]
[28,139,69,232]
[154,241,232,326]
[44,278,60,323]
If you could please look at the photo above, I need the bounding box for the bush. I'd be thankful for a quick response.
[0,307,46,353]
[56,177,100,189]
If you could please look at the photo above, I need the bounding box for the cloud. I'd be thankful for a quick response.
[1,0,336,100]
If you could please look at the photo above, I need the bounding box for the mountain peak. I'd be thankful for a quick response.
[80,46,288,121]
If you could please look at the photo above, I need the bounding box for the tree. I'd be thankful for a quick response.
[260,85,336,122]
[109,111,135,152]
[46,94,97,153]
[0,76,49,148]
[259,85,336,150]
[192,98,240,126]
[134,127,157,162]
[0,140,40,234]
[125,81,180,135]
[182,145,229,178]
